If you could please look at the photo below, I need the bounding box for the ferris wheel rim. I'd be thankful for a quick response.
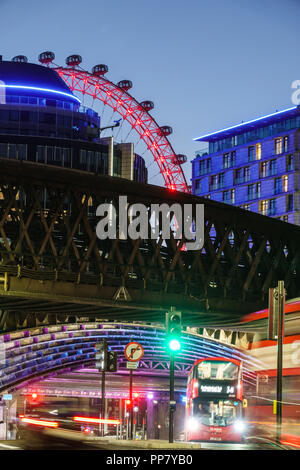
[51,65,189,193]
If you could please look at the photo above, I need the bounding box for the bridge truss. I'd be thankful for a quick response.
[0,159,300,331]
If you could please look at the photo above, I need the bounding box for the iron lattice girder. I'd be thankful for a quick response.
[0,159,300,319]
[54,67,189,193]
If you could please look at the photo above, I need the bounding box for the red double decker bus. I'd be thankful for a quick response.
[185,357,245,443]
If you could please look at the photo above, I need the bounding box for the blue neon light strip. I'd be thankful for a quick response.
[0,84,81,104]
[193,106,298,141]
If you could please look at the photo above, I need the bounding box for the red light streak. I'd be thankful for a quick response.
[21,417,59,428]
[73,416,121,425]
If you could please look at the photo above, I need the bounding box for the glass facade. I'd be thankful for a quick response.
[206,115,300,154]
[0,60,148,186]
[192,106,300,225]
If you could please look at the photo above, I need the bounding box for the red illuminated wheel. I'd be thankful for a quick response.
[45,58,189,192]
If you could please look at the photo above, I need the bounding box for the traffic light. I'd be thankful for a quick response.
[166,309,182,353]
[133,393,139,412]
[107,351,118,372]
[95,340,108,371]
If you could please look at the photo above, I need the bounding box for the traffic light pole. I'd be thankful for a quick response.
[276,280,285,444]
[101,370,105,437]
[169,352,175,444]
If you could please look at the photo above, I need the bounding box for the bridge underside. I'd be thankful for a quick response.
[0,275,264,331]
[0,322,255,393]
[1,159,300,330]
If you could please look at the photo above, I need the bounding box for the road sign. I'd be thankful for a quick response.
[124,342,144,362]
[126,362,138,369]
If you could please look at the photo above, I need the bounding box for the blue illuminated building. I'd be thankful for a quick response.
[0,57,147,182]
[192,106,300,224]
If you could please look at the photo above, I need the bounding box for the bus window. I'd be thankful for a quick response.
[197,361,238,381]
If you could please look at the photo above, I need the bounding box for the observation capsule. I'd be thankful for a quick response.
[38,51,55,64]
[172,154,187,165]
[12,55,28,63]
[160,126,173,136]
[66,55,82,67]
[117,80,133,91]
[92,64,108,76]
[140,100,154,112]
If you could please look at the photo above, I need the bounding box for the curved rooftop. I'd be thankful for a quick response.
[0,60,80,104]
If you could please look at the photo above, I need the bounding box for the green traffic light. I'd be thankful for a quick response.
[168,338,181,352]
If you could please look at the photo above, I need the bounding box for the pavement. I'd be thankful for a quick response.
[86,437,202,449]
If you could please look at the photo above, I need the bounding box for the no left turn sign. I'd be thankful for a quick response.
[124,342,144,362]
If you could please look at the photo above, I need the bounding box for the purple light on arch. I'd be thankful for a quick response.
[43,328,49,334]
[33,337,39,343]
[80,325,85,330]
[24,331,30,338]
[3,334,10,342]
[62,326,67,332]
[51,334,56,340]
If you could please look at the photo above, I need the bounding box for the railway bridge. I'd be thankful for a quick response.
[0,158,300,332]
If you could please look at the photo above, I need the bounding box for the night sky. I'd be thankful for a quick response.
[1,0,299,185]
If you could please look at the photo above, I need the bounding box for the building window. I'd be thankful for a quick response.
[241,204,250,211]
[210,175,218,190]
[260,161,268,178]
[219,173,225,188]
[274,177,282,194]
[248,146,255,162]
[247,183,260,200]
[194,179,201,192]
[235,168,242,183]
[259,200,269,216]
[283,136,288,153]
[275,138,282,155]
[223,153,230,169]
[269,159,277,176]
[223,151,235,169]
[235,166,250,184]
[256,143,261,160]
[223,190,230,201]
[269,198,276,216]
[199,160,206,175]
[231,188,235,203]
[210,173,225,191]
[53,147,62,163]
[198,158,211,176]
[286,154,293,171]
[80,149,87,166]
[286,194,293,212]
[282,215,288,222]
[223,189,235,203]
[0,143,8,158]
[282,175,288,192]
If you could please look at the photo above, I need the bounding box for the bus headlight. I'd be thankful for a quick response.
[187,417,199,431]
[234,420,246,433]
